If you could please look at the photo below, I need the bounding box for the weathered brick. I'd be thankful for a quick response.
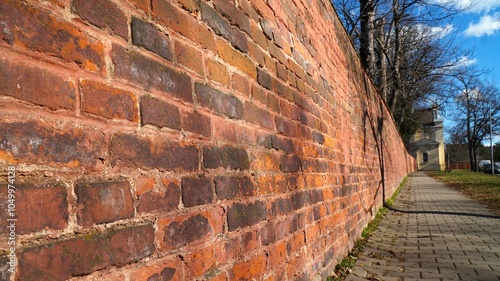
[175,40,204,75]
[0,0,105,72]
[75,180,134,226]
[129,257,182,281]
[81,80,138,121]
[152,0,216,50]
[271,135,294,153]
[0,182,68,234]
[137,180,180,214]
[195,83,243,119]
[312,131,325,144]
[162,214,212,249]
[183,245,218,279]
[203,145,249,170]
[243,102,274,129]
[0,121,106,168]
[231,253,267,280]
[127,0,150,13]
[275,116,297,137]
[206,57,230,85]
[0,59,76,111]
[112,46,193,103]
[18,225,154,280]
[182,111,211,137]
[199,2,248,53]
[131,17,173,61]
[215,175,254,200]
[213,0,252,35]
[270,198,293,218]
[292,190,311,210]
[111,133,199,171]
[261,223,276,246]
[216,39,256,78]
[227,201,266,231]
[257,68,272,90]
[181,175,213,207]
[73,0,128,39]
[140,95,181,129]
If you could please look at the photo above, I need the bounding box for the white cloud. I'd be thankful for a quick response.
[456,56,478,67]
[412,24,454,39]
[432,0,500,13]
[464,13,500,37]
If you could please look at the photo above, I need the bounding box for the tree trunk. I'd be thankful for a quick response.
[359,0,376,77]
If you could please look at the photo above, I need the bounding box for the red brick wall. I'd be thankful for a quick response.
[0,0,415,279]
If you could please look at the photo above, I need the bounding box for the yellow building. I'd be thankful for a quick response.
[409,108,446,171]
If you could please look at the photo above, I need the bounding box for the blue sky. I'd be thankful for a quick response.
[452,0,500,89]
[435,0,500,142]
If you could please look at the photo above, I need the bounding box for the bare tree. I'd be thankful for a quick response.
[332,0,475,144]
[450,74,500,171]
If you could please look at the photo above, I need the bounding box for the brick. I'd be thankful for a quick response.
[152,0,216,50]
[112,46,193,103]
[312,131,325,144]
[73,0,128,39]
[175,0,200,12]
[175,40,204,75]
[227,201,266,231]
[257,68,272,90]
[137,180,180,214]
[268,241,287,268]
[18,225,154,280]
[81,80,138,121]
[131,17,173,61]
[261,223,276,246]
[162,214,212,249]
[232,72,250,96]
[252,84,268,105]
[0,182,68,234]
[241,230,260,253]
[206,58,230,85]
[0,0,105,72]
[182,111,211,137]
[231,253,267,280]
[213,0,252,35]
[184,245,217,279]
[182,175,213,207]
[215,175,254,200]
[0,255,12,280]
[275,116,297,137]
[195,83,243,119]
[199,2,248,53]
[265,96,279,116]
[127,0,150,13]
[140,95,181,129]
[292,190,311,210]
[249,150,280,171]
[213,118,237,142]
[75,180,134,226]
[251,22,269,50]
[0,59,76,111]
[271,135,294,153]
[203,145,249,170]
[216,40,256,78]
[0,121,106,168]
[244,102,274,129]
[111,133,199,171]
[129,257,182,281]
[270,198,293,218]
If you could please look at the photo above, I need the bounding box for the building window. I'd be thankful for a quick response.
[423,152,429,163]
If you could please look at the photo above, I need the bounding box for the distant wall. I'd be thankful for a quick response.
[0,0,415,280]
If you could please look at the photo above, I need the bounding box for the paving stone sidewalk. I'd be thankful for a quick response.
[346,171,500,281]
